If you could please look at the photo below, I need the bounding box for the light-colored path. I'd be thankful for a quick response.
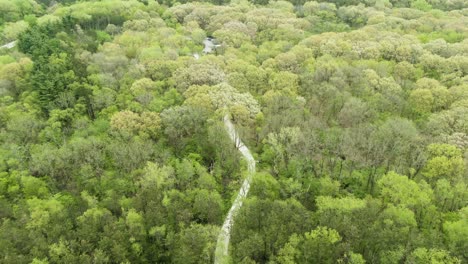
[214,115,256,264]
[0,41,17,49]
[193,38,255,263]
[203,38,220,54]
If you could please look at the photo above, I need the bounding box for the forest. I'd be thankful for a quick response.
[0,0,467,263]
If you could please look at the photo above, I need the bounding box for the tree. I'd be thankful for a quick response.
[337,5,368,27]
[3,20,29,41]
[338,97,373,128]
[249,172,280,200]
[0,0,41,26]
[406,248,460,264]
[393,61,423,87]
[26,196,72,257]
[173,61,226,92]
[409,89,433,115]
[411,0,432,11]
[110,110,162,138]
[6,112,43,145]
[130,78,160,106]
[379,172,432,209]
[231,198,310,263]
[277,227,343,264]
[315,196,366,242]
[434,179,467,212]
[107,137,155,173]
[191,189,223,224]
[184,83,260,119]
[172,224,218,264]
[300,227,342,263]
[443,207,468,262]
[269,71,299,94]
[30,52,79,112]
[378,172,433,227]
[370,204,417,260]
[160,105,209,154]
[262,127,303,176]
[422,144,465,183]
[213,21,253,48]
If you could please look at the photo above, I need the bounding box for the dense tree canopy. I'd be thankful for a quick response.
[0,0,467,263]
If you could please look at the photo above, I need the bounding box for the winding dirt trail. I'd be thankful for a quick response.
[214,115,256,264]
[193,39,256,263]
[0,41,17,49]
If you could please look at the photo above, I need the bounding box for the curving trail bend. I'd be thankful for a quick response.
[214,115,256,264]
[192,39,255,263]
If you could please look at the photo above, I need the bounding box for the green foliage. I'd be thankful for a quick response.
[418,31,466,44]
[0,0,467,263]
[407,248,460,264]
[279,226,343,264]
[443,207,468,262]
[173,224,218,264]
[411,0,432,11]
[423,144,465,183]
[18,23,63,60]
[249,172,280,200]
[378,172,433,212]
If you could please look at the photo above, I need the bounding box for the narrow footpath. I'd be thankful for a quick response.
[193,38,257,263]
[0,41,17,49]
[214,115,256,264]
